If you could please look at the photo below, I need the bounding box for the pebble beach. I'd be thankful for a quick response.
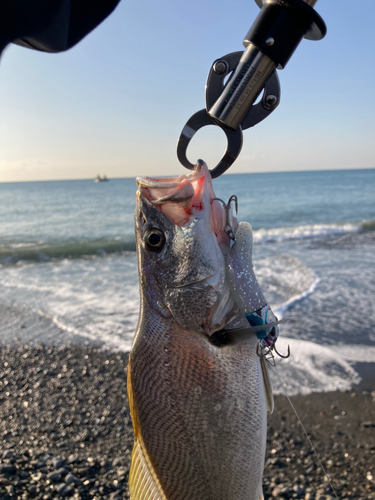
[0,344,374,500]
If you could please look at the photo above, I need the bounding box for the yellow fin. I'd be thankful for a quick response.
[129,438,167,500]
[260,356,274,413]
[257,495,264,500]
[127,355,139,439]
[127,356,167,500]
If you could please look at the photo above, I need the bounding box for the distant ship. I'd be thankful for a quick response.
[94,174,109,183]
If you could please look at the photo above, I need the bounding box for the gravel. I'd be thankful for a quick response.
[264,390,375,499]
[0,344,374,499]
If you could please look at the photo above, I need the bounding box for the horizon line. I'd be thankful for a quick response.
[0,166,374,184]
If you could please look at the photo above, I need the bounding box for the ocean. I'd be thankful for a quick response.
[1,169,375,395]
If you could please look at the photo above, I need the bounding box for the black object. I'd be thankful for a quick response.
[177,0,326,178]
[177,109,244,179]
[177,53,281,178]
[0,0,121,56]
[244,0,327,69]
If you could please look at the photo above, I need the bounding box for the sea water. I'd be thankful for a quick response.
[1,169,374,394]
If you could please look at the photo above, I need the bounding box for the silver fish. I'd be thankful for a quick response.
[128,161,276,500]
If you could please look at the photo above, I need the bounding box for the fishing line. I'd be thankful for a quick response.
[271,364,339,499]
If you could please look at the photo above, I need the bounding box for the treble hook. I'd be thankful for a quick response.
[273,343,291,359]
[256,343,276,367]
[212,195,238,241]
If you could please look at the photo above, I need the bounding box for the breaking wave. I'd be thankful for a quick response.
[0,238,136,263]
[269,337,363,396]
[1,219,373,264]
[253,219,374,244]
[256,253,317,313]
[274,277,320,319]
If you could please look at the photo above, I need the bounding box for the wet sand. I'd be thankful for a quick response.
[0,344,374,499]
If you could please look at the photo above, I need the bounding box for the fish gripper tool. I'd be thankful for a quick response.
[177,0,326,179]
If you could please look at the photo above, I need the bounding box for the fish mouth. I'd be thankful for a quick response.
[136,165,205,192]
[136,162,233,253]
[136,163,208,227]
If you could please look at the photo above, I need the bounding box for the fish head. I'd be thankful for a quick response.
[135,161,238,335]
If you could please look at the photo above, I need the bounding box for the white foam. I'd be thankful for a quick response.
[255,253,317,310]
[274,276,320,319]
[0,253,139,351]
[270,337,361,396]
[47,313,132,352]
[334,344,375,363]
[253,222,360,244]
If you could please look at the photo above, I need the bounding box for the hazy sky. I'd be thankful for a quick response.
[0,0,374,182]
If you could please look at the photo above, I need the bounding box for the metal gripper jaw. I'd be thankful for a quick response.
[177,0,326,179]
[177,53,281,179]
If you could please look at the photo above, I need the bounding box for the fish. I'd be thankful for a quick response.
[127,160,278,500]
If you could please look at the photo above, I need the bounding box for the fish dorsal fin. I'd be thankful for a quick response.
[127,357,167,500]
[260,356,274,414]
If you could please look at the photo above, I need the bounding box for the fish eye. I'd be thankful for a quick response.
[144,228,165,252]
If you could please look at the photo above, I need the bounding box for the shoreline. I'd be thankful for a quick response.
[0,344,374,499]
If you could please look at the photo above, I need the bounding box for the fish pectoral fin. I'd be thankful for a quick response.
[129,438,167,500]
[257,494,265,500]
[260,356,274,414]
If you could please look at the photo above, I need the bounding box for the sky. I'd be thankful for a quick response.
[0,0,374,182]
